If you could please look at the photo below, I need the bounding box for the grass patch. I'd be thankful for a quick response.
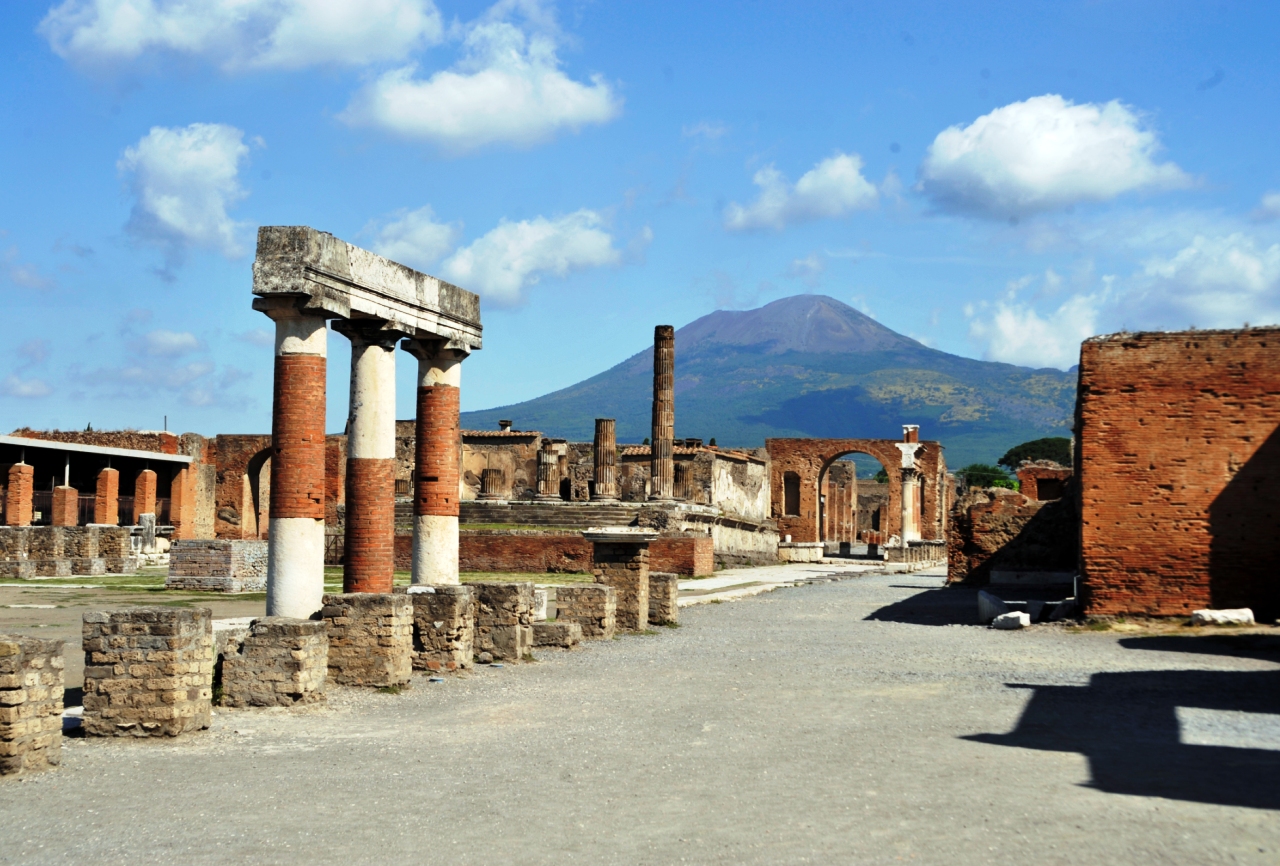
[639,629,659,636]
[521,652,536,662]
[663,621,680,629]
[377,685,403,695]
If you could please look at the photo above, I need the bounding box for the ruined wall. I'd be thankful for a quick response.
[947,487,1076,585]
[460,431,540,501]
[12,428,182,455]
[1077,329,1280,619]
[404,530,715,576]
[857,480,889,538]
[1016,462,1072,501]
[711,452,769,520]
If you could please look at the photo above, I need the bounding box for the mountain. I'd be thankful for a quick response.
[460,295,1077,471]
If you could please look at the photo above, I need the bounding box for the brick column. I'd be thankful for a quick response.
[335,324,399,594]
[650,325,675,500]
[51,486,78,526]
[592,418,618,501]
[5,464,33,527]
[262,305,328,619]
[586,529,657,631]
[403,339,467,586]
[169,466,193,539]
[93,468,118,525]
[133,469,156,522]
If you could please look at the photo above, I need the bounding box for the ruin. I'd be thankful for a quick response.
[0,634,63,777]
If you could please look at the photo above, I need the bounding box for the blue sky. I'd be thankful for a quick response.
[3,0,1279,436]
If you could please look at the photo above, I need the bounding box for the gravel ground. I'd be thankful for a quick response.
[1,566,1278,865]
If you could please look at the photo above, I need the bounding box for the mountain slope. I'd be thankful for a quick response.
[461,295,1077,470]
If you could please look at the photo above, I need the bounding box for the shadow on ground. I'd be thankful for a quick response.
[863,585,981,626]
[967,636,1280,809]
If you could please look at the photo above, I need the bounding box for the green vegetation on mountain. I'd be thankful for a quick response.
[461,295,1077,471]
[997,437,1073,469]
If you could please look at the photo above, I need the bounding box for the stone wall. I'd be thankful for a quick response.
[410,531,716,577]
[1016,462,1072,501]
[320,594,412,687]
[405,586,474,671]
[592,542,649,632]
[554,584,616,640]
[1077,329,1280,619]
[947,487,1076,584]
[648,572,679,626]
[220,618,327,707]
[471,582,534,661]
[0,525,137,578]
[460,430,541,501]
[0,634,63,776]
[82,607,213,737]
[166,539,268,591]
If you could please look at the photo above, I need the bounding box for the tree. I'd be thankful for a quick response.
[872,468,889,483]
[997,437,1071,470]
[957,463,1018,490]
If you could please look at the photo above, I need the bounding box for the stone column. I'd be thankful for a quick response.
[133,469,157,523]
[535,440,560,501]
[263,305,328,619]
[335,323,399,594]
[585,528,657,631]
[649,325,675,501]
[901,468,921,543]
[592,418,618,501]
[478,468,505,500]
[52,486,78,526]
[94,468,118,525]
[5,464,33,527]
[403,339,467,586]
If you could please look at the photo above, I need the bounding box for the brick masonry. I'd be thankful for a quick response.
[165,539,268,592]
[271,355,327,520]
[471,582,534,660]
[320,593,412,687]
[82,607,213,737]
[1016,463,1073,502]
[647,572,680,626]
[220,618,327,708]
[94,468,119,525]
[947,487,1076,585]
[133,469,157,521]
[592,541,650,631]
[404,585,474,671]
[554,585,616,640]
[409,531,713,576]
[344,457,396,593]
[416,384,460,517]
[5,464,32,527]
[1077,329,1280,619]
[0,634,64,776]
[51,486,77,527]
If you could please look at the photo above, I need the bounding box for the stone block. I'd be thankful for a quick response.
[533,621,582,648]
[81,607,213,737]
[71,558,106,576]
[0,561,33,579]
[95,527,132,558]
[591,542,649,632]
[27,528,65,560]
[647,572,680,626]
[320,593,411,687]
[31,560,71,577]
[532,587,548,622]
[1190,608,1255,626]
[62,527,99,558]
[0,634,64,776]
[992,611,1031,630]
[471,582,535,661]
[0,527,29,559]
[221,618,327,708]
[104,556,140,575]
[166,540,268,592]
[978,590,1010,624]
[554,584,616,640]
[405,585,474,671]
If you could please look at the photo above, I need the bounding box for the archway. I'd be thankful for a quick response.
[245,447,272,539]
[818,453,886,550]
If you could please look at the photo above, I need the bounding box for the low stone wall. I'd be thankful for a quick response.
[320,594,412,688]
[221,618,327,707]
[471,583,534,661]
[533,621,581,648]
[387,530,715,576]
[0,526,137,577]
[0,634,64,776]
[778,542,823,563]
[706,520,779,567]
[554,585,616,640]
[82,607,213,737]
[166,539,268,592]
[947,487,1076,584]
[593,542,649,632]
[648,572,680,626]
[650,537,713,577]
[404,586,475,671]
[886,540,948,564]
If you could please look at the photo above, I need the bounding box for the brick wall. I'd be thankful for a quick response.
[947,487,1076,585]
[1077,329,1280,619]
[271,356,327,519]
[392,531,713,576]
[1016,464,1072,501]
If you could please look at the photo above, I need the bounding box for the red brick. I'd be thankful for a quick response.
[344,457,395,593]
[269,355,326,520]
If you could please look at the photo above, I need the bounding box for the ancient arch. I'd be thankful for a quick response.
[765,432,946,544]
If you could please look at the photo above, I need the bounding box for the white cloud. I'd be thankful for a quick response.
[683,120,728,140]
[235,328,274,348]
[968,291,1101,369]
[918,94,1190,218]
[442,210,620,304]
[1251,192,1280,222]
[340,11,619,153]
[3,246,54,290]
[118,123,251,260]
[143,329,201,357]
[723,153,878,232]
[786,253,826,287]
[372,206,461,270]
[1129,233,1280,328]
[40,0,443,70]
[1,375,52,398]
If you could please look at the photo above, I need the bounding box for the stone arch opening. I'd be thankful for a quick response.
[818,453,885,547]
[783,472,801,516]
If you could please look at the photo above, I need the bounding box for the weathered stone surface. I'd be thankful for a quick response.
[533,621,582,648]
[992,611,1031,630]
[948,487,1076,585]
[589,537,651,632]
[470,582,534,661]
[82,607,213,738]
[1190,608,1255,626]
[555,584,616,640]
[978,590,1010,624]
[0,634,64,776]
[405,585,474,671]
[166,539,268,592]
[321,593,412,688]
[221,618,327,707]
[648,572,680,626]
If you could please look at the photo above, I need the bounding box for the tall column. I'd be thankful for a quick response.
[592,418,618,501]
[901,468,921,542]
[650,324,675,501]
[5,463,33,527]
[263,306,328,619]
[133,469,157,522]
[94,467,119,525]
[335,323,399,594]
[404,339,467,586]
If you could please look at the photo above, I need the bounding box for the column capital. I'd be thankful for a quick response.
[400,336,472,363]
[332,318,406,348]
[253,295,323,321]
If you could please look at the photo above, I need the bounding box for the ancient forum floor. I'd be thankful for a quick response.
[2,567,1278,865]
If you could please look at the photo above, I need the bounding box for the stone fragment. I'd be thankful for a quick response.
[978,590,1010,624]
[1190,608,1255,626]
[533,621,582,648]
[992,611,1031,630]
[320,593,412,687]
[221,617,327,707]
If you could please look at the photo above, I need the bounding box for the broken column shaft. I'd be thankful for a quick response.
[592,418,618,501]
[650,325,675,501]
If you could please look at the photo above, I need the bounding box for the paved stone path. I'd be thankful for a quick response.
[2,566,1278,864]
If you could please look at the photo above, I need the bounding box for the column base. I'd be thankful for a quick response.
[411,514,459,586]
[533,494,563,502]
[590,494,619,502]
[266,517,326,619]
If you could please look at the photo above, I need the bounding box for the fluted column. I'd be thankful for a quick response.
[262,304,328,619]
[649,325,675,501]
[592,418,618,501]
[479,468,505,500]
[535,440,560,500]
[901,468,921,543]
